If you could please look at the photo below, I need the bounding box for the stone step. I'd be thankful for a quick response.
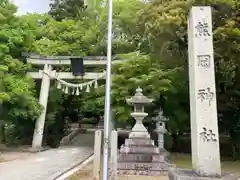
[129,132,150,139]
[120,145,159,154]
[123,144,155,148]
[117,169,168,176]
[125,138,154,146]
[126,136,152,140]
[117,161,174,171]
[118,153,165,162]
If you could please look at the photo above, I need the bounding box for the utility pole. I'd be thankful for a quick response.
[102,0,113,179]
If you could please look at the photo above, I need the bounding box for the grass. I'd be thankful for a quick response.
[67,154,240,180]
[171,153,240,176]
[0,152,4,163]
[68,162,93,180]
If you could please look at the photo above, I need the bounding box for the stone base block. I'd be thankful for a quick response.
[118,161,175,171]
[168,168,239,180]
[129,132,150,139]
[125,138,154,146]
[120,144,159,154]
[118,153,165,162]
[118,169,168,176]
[159,148,170,157]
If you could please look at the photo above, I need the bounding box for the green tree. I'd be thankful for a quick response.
[0,1,42,144]
[137,0,240,158]
[1,0,239,158]
[49,0,86,21]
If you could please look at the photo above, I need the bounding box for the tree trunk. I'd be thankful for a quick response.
[171,133,179,152]
[229,130,240,161]
[0,124,5,143]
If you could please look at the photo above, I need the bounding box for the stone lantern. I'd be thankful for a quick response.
[154,108,169,149]
[126,87,153,138]
[118,88,175,176]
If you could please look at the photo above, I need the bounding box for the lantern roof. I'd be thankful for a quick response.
[126,87,153,104]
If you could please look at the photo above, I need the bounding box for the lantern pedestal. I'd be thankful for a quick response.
[129,112,150,138]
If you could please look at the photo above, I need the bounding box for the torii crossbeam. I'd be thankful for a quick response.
[25,54,123,149]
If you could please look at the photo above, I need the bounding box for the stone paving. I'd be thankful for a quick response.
[0,134,94,180]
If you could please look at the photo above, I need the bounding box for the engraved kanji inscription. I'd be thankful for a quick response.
[135,164,152,171]
[199,127,217,142]
[197,54,211,68]
[197,87,214,106]
[195,21,211,37]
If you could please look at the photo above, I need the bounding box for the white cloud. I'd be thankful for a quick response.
[13,0,50,15]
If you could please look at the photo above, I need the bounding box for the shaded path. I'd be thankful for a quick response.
[0,134,94,180]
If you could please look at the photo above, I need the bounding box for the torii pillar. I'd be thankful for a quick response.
[32,64,51,149]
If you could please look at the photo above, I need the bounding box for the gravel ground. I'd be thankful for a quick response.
[67,162,169,180]
[0,133,94,180]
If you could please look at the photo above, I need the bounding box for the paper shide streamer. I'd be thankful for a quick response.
[41,68,105,95]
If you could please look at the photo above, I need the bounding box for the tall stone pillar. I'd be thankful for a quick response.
[168,6,237,180]
[32,64,51,149]
[93,130,102,179]
[110,130,118,180]
[188,6,221,176]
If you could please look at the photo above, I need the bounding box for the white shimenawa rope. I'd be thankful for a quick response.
[40,68,106,95]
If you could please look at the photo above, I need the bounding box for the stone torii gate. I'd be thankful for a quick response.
[26,55,122,149]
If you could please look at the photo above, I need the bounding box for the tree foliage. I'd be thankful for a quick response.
[49,0,85,21]
[0,0,240,158]
[0,2,41,121]
[0,1,42,144]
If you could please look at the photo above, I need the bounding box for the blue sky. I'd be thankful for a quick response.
[14,0,50,15]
